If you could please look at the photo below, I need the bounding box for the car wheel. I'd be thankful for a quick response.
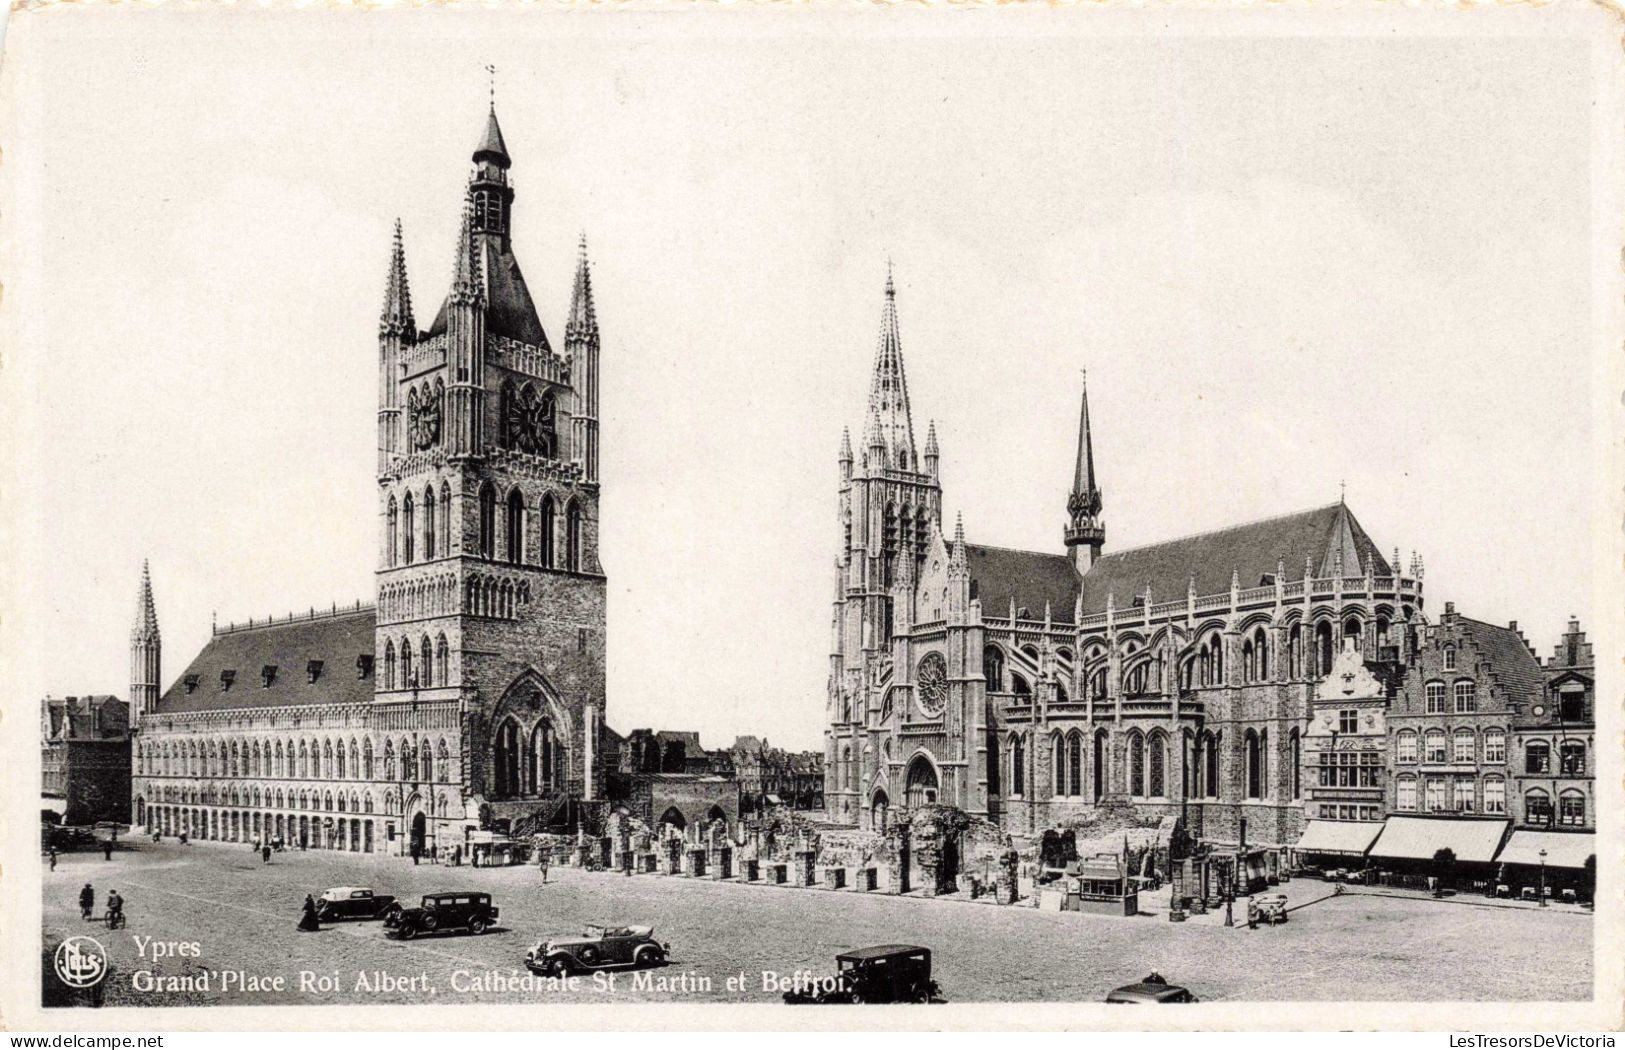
[468,918,487,935]
[577,945,600,967]
[543,958,569,978]
[421,915,438,931]
[398,925,417,940]
[382,905,401,925]
[635,945,666,968]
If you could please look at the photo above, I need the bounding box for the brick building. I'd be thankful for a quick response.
[41,695,131,826]
[1511,618,1594,830]
[131,107,611,856]
[1385,603,1539,821]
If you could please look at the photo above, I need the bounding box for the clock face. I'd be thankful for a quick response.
[504,384,557,457]
[916,653,948,718]
[407,386,442,450]
[1533,704,1546,718]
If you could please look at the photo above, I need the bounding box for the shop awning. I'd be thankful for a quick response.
[1368,816,1509,864]
[1293,820,1383,857]
[1495,830,1595,870]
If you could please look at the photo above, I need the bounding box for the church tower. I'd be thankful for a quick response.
[828,269,943,821]
[129,560,161,728]
[375,104,608,826]
[1063,371,1105,574]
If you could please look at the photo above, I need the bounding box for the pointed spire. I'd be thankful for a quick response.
[864,265,917,463]
[1068,369,1103,522]
[473,105,511,169]
[449,201,483,304]
[924,420,939,457]
[839,426,853,463]
[133,559,159,640]
[949,513,968,573]
[379,219,415,336]
[566,233,599,342]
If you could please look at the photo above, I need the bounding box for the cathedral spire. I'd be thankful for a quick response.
[130,560,161,728]
[448,202,483,305]
[948,512,968,574]
[1064,369,1106,574]
[568,233,602,484]
[864,266,917,469]
[379,219,415,336]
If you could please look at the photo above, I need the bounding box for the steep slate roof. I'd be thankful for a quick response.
[966,544,1082,624]
[153,609,376,715]
[1078,502,1391,613]
[427,239,550,348]
[1455,615,1545,702]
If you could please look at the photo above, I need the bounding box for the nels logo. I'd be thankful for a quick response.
[54,935,109,989]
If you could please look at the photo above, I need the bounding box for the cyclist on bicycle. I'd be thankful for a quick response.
[79,883,94,921]
[105,890,124,928]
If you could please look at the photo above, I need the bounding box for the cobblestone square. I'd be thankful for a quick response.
[43,841,1593,1008]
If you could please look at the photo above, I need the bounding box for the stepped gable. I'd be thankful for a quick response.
[1454,615,1545,702]
[1078,502,1391,614]
[154,608,376,714]
[965,543,1081,624]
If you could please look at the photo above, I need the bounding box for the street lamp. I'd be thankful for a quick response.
[1538,848,1548,907]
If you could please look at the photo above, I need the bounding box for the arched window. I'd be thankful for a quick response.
[478,485,496,559]
[1525,787,1552,826]
[1068,731,1083,798]
[1483,775,1506,814]
[402,493,415,564]
[420,739,433,783]
[436,634,449,686]
[1454,679,1477,713]
[1245,730,1262,799]
[362,738,374,780]
[983,646,1004,691]
[1010,735,1026,797]
[1524,740,1550,774]
[382,739,395,780]
[297,740,309,779]
[1288,624,1302,678]
[494,720,521,798]
[506,488,525,565]
[1343,617,1362,648]
[383,640,395,690]
[1559,740,1586,776]
[421,636,434,687]
[437,738,451,785]
[1289,727,1301,798]
[1148,733,1166,797]
[1316,621,1334,675]
[565,500,582,572]
[1424,729,1447,763]
[1129,732,1145,796]
[1453,728,1476,764]
[1203,731,1219,798]
[1484,729,1506,763]
[539,494,555,569]
[401,638,414,688]
[424,487,437,559]
[440,481,452,555]
[335,739,346,778]
[386,497,398,566]
[1011,673,1031,698]
[1252,628,1269,681]
[1052,734,1066,795]
[1558,789,1586,827]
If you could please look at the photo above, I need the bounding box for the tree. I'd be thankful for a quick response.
[1431,847,1457,896]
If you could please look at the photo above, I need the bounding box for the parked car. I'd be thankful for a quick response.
[784,945,940,1004]
[1106,974,1199,1003]
[525,924,668,976]
[385,892,498,939]
[315,887,400,923]
[1252,893,1289,925]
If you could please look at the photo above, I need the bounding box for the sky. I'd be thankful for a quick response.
[2,8,1605,752]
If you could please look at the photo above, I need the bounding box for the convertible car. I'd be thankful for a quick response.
[315,887,401,923]
[525,924,668,976]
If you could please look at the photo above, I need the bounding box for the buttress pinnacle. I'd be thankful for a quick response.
[379,219,415,336]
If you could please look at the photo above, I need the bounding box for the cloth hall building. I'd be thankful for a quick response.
[825,275,1430,846]
[130,107,609,857]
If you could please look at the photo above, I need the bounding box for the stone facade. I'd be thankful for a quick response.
[825,274,1426,848]
[1511,619,1594,830]
[42,695,132,826]
[130,108,610,857]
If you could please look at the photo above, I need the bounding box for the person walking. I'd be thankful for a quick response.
[297,894,321,932]
[539,849,550,885]
[79,883,95,921]
[262,843,272,864]
[47,845,57,871]
[102,841,113,862]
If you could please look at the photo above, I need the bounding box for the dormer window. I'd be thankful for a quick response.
[1259,574,1277,587]
[356,654,375,679]
[220,669,237,691]
[183,674,200,694]
[306,660,324,684]
[1442,646,1456,671]
[261,665,278,688]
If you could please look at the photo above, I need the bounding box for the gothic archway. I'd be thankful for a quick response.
[904,755,939,807]
[870,789,890,832]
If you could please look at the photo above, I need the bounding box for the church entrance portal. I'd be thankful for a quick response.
[409,811,427,858]
[905,756,938,808]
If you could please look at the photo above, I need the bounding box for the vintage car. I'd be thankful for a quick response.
[1105,974,1200,1003]
[783,945,940,1004]
[525,924,668,976]
[384,892,498,939]
[1251,893,1289,925]
[315,887,401,923]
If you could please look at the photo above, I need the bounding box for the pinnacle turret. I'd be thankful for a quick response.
[566,234,599,342]
[130,560,161,727]
[839,427,853,462]
[948,512,968,574]
[379,219,415,336]
[473,105,511,170]
[448,202,483,305]
[132,559,160,641]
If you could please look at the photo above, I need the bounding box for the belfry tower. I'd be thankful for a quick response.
[129,560,161,728]
[1063,372,1105,574]
[374,103,608,823]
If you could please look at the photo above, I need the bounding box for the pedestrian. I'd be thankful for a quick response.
[79,883,95,921]
[298,894,321,932]
[262,844,272,864]
[105,890,125,929]
[539,850,550,885]
[47,845,57,871]
[411,842,421,866]
[102,841,112,861]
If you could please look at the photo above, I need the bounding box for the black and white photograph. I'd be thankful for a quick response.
[1,0,1620,1033]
